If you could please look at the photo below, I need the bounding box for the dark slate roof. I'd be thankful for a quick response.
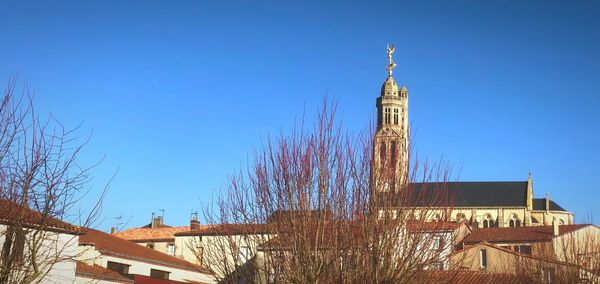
[377,181,528,208]
[533,198,567,211]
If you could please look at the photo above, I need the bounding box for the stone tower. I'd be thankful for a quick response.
[373,44,409,192]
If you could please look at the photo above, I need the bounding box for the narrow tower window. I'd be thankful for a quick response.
[393,109,399,125]
[384,108,391,124]
[390,141,397,171]
[380,142,386,170]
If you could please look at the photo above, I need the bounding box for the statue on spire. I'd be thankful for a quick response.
[386,43,397,77]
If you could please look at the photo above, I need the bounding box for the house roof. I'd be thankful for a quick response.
[79,228,212,274]
[463,224,591,244]
[257,221,463,250]
[419,270,526,283]
[76,261,134,283]
[455,242,582,268]
[267,209,333,224]
[406,221,466,233]
[175,223,271,237]
[114,226,190,242]
[0,199,81,234]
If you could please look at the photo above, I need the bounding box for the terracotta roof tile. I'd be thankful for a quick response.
[419,270,527,283]
[0,199,80,234]
[463,224,591,244]
[114,226,190,242]
[76,261,134,283]
[79,228,212,274]
[175,223,271,236]
[458,242,582,268]
[407,221,465,232]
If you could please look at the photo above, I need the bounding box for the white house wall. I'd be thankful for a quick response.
[0,224,79,284]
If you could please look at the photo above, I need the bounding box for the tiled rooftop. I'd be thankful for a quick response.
[0,199,80,234]
[114,226,190,242]
[463,224,591,244]
[80,228,212,274]
[76,261,133,283]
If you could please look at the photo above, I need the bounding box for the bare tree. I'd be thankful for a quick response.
[189,100,455,284]
[0,79,107,283]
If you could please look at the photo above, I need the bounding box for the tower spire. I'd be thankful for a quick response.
[373,44,409,192]
[386,43,397,77]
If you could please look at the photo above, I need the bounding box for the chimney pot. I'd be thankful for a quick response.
[190,219,201,230]
[151,215,163,228]
[190,212,200,230]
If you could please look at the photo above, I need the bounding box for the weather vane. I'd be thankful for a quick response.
[386,43,397,77]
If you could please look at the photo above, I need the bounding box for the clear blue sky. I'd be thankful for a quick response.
[1,1,599,231]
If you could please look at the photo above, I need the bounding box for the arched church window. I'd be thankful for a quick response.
[559,219,565,225]
[509,214,521,227]
[380,142,386,170]
[482,214,494,228]
[433,213,441,222]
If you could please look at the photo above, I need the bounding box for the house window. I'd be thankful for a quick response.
[479,249,487,269]
[433,236,444,251]
[541,267,555,283]
[167,243,175,256]
[519,245,532,255]
[2,227,25,264]
[239,246,252,263]
[196,246,204,266]
[150,269,170,280]
[107,261,130,276]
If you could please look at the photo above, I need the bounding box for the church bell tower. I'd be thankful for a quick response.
[373,44,409,192]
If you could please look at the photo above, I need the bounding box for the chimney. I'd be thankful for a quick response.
[190,212,201,230]
[111,227,117,234]
[151,212,163,228]
[552,218,559,236]
[545,193,550,212]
